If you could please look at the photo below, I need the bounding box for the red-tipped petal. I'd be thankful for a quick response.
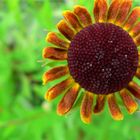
[115,0,132,26]
[124,7,140,31]
[45,78,74,101]
[57,20,76,40]
[128,81,140,99]
[46,32,69,49]
[63,11,82,32]
[43,66,69,85]
[57,83,80,115]
[120,89,138,114]
[42,47,67,60]
[134,34,140,46]
[80,92,94,124]
[136,68,140,79]
[74,5,92,27]
[107,0,122,23]
[129,22,140,37]
[138,55,140,68]
[93,95,106,114]
[94,0,108,22]
[107,94,124,120]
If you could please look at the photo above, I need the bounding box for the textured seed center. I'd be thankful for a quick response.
[68,23,138,94]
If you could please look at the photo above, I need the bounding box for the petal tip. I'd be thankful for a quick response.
[56,108,64,116]
[62,10,70,16]
[44,93,51,102]
[128,103,138,114]
[113,114,124,121]
[57,20,64,28]
[81,116,91,124]
[46,32,52,42]
[74,5,84,9]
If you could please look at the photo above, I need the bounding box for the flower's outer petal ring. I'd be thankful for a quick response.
[80,92,94,124]
[46,32,69,49]
[115,0,132,26]
[94,0,108,23]
[57,20,76,40]
[120,89,138,114]
[134,34,140,46]
[129,22,140,37]
[93,95,106,114]
[139,54,140,68]
[45,78,74,101]
[63,11,82,32]
[107,94,124,120]
[42,47,67,60]
[136,68,140,79]
[107,0,122,23]
[43,66,69,85]
[128,81,140,99]
[74,5,92,27]
[124,7,140,31]
[57,83,80,115]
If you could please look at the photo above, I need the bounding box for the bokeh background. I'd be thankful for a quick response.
[0,0,140,140]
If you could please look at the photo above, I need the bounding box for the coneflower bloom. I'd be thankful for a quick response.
[42,0,140,123]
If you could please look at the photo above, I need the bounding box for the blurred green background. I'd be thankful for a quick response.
[0,0,140,140]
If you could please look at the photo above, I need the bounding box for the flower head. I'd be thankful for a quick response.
[42,0,140,124]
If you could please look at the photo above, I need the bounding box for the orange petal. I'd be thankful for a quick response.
[57,20,76,40]
[136,68,140,79]
[74,5,92,27]
[107,0,122,23]
[128,81,140,99]
[80,92,94,124]
[63,11,82,32]
[120,89,138,114]
[138,55,140,68]
[57,83,80,115]
[115,0,132,26]
[124,7,140,31]
[107,94,123,120]
[46,32,69,49]
[134,34,140,46]
[129,22,140,37]
[45,78,74,101]
[43,66,69,85]
[42,47,67,60]
[94,0,108,22]
[93,95,106,114]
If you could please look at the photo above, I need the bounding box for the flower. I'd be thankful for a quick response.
[42,0,140,124]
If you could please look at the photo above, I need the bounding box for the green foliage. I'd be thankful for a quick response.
[0,0,140,140]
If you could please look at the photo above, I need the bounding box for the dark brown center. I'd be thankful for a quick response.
[68,23,138,94]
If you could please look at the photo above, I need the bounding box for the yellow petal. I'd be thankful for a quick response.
[115,0,132,26]
[124,7,140,31]
[120,89,138,114]
[43,66,69,85]
[134,34,140,46]
[63,11,82,32]
[107,0,122,23]
[93,95,106,114]
[129,22,140,37]
[46,32,69,49]
[80,92,94,124]
[74,5,92,27]
[57,20,76,40]
[42,47,67,60]
[107,94,123,120]
[128,81,140,99]
[136,68,140,79]
[94,0,108,22]
[57,83,80,115]
[45,78,74,101]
